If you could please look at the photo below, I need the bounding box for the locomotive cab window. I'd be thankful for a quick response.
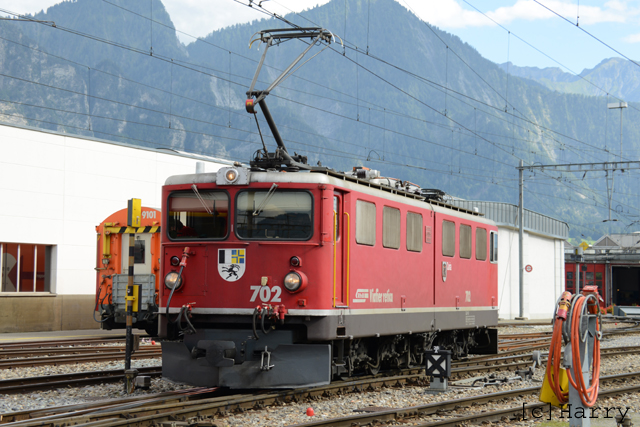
[406,212,422,252]
[236,190,312,239]
[442,220,455,257]
[476,228,487,261]
[490,231,498,263]
[459,224,471,259]
[168,191,229,239]
[356,200,376,246]
[383,206,400,249]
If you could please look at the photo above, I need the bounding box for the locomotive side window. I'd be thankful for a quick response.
[406,212,422,252]
[168,191,229,239]
[236,191,312,240]
[442,220,455,257]
[476,228,487,261]
[459,224,471,259]
[383,207,401,249]
[356,200,376,246]
[490,231,498,262]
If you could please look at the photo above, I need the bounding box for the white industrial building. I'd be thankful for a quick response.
[0,123,230,332]
[450,200,569,320]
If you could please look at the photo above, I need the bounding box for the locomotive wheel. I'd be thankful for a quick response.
[367,364,380,375]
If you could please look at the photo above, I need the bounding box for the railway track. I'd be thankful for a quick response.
[0,366,162,395]
[497,325,640,351]
[0,347,161,369]
[0,331,637,395]
[1,324,638,424]
[4,370,637,427]
[286,372,640,427]
[0,336,159,368]
[4,342,640,424]
[0,337,128,350]
[0,387,222,424]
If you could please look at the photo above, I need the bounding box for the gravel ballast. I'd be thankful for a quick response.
[2,321,640,426]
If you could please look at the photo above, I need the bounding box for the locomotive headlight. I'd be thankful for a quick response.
[284,272,301,291]
[225,168,238,183]
[216,167,249,185]
[164,271,183,290]
[283,271,307,293]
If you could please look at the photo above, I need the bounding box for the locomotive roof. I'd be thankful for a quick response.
[165,168,491,223]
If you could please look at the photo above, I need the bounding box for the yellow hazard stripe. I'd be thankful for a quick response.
[104,226,161,234]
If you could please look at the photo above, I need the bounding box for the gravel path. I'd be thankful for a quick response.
[2,321,639,426]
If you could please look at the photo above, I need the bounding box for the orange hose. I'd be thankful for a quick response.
[566,296,600,407]
[545,294,600,407]
[546,317,567,404]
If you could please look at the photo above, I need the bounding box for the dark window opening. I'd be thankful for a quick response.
[168,191,229,239]
[134,240,145,264]
[236,190,312,240]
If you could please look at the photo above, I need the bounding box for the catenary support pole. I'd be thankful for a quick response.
[518,160,525,319]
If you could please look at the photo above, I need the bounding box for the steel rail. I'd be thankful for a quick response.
[0,337,128,350]
[286,372,640,427]
[0,349,161,369]
[455,344,640,369]
[0,387,222,425]
[0,366,162,395]
[0,345,160,359]
[2,372,426,427]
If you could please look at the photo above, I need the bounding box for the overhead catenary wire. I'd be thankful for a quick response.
[533,0,640,69]
[462,0,640,117]
[2,3,638,223]
[235,0,621,162]
[94,1,629,167]
[0,5,604,184]
[242,0,639,219]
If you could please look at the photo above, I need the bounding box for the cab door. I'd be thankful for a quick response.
[333,191,349,307]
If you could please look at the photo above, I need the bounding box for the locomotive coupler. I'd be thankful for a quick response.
[260,346,275,371]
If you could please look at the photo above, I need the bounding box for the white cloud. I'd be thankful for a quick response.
[2,0,638,41]
[0,0,62,15]
[398,0,491,29]
[159,0,332,44]
[623,32,640,43]
[0,0,333,44]
[401,0,634,29]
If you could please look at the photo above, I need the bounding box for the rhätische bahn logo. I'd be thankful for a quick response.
[218,249,246,281]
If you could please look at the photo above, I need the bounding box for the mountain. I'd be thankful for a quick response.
[1,0,639,240]
[500,58,640,102]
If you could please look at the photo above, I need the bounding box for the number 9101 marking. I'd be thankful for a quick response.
[250,285,282,303]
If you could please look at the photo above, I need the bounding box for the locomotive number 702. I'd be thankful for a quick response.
[249,285,282,303]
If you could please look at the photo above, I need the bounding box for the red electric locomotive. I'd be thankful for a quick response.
[157,28,499,389]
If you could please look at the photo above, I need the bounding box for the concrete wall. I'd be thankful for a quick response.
[497,227,564,319]
[0,124,229,332]
[0,295,95,333]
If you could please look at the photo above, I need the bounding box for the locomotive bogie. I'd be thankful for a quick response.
[159,168,498,388]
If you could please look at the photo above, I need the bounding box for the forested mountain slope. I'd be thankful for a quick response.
[1,0,638,240]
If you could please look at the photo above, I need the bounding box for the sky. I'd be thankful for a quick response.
[3,0,640,74]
